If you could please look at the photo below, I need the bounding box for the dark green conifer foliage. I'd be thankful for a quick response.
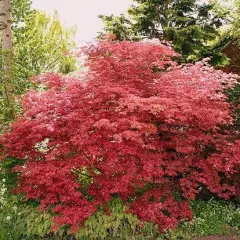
[100,0,225,61]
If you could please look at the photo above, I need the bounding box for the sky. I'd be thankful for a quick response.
[32,0,133,43]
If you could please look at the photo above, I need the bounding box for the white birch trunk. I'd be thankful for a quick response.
[0,0,15,120]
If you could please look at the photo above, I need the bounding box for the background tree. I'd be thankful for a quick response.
[214,0,240,69]
[13,11,76,95]
[99,14,138,41]
[0,0,15,120]
[11,0,32,28]
[0,0,76,124]
[212,0,240,129]
[99,0,226,62]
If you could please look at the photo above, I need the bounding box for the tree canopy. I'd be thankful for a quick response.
[0,1,76,122]
[100,0,226,62]
[13,11,76,95]
[1,39,239,232]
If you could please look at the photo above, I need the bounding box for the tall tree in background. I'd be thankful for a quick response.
[211,0,240,71]
[13,11,76,95]
[100,0,226,62]
[229,0,240,39]
[0,0,76,123]
[0,0,15,120]
[11,0,32,28]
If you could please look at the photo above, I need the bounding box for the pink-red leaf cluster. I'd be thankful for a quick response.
[1,40,239,232]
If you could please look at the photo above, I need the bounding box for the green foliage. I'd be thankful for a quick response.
[0,195,26,240]
[0,1,76,123]
[75,199,240,239]
[11,0,32,28]
[0,0,32,124]
[0,187,66,240]
[12,10,76,95]
[210,0,240,67]
[166,200,240,240]
[0,157,19,192]
[23,207,52,237]
[100,0,226,62]
[75,198,140,240]
[98,14,138,41]
[228,0,240,43]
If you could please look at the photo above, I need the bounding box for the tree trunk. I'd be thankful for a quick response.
[0,0,15,120]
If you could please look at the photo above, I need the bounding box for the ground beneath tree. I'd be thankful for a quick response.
[196,235,239,240]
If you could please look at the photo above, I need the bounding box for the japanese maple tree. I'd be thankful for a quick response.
[0,39,239,232]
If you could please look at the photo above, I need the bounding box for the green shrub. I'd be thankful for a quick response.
[166,199,240,240]
[0,195,25,240]
[75,198,140,240]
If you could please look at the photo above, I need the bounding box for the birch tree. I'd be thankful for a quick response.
[0,0,15,120]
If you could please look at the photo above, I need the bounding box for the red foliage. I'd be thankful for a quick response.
[0,40,239,232]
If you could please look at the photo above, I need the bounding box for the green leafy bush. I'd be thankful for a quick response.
[75,198,140,240]
[0,195,25,240]
[0,195,67,240]
[166,200,240,240]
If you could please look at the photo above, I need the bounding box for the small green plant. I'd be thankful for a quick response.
[0,195,68,240]
[166,199,240,240]
[74,198,140,240]
[0,184,25,240]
